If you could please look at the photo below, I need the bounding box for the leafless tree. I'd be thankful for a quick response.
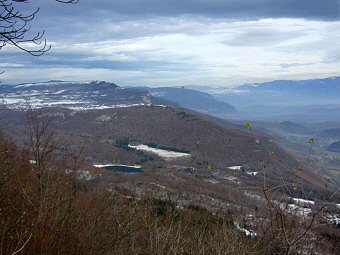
[245,121,339,254]
[25,106,59,197]
[0,0,78,56]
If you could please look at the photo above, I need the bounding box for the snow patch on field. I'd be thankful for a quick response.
[244,191,264,201]
[15,81,86,88]
[204,179,219,184]
[323,214,340,225]
[69,103,167,111]
[150,183,167,189]
[1,96,169,110]
[234,222,257,237]
[42,101,84,106]
[52,90,66,94]
[2,98,24,104]
[128,144,191,160]
[77,170,95,181]
[94,164,141,169]
[293,198,315,206]
[227,166,242,170]
[65,170,95,181]
[246,171,258,176]
[96,114,112,122]
[223,176,240,184]
[287,204,312,217]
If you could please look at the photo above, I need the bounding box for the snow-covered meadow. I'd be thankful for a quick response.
[128,144,191,160]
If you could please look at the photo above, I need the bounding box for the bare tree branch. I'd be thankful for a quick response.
[0,0,77,56]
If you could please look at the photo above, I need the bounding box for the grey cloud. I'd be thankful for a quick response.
[2,0,340,85]
[0,49,199,73]
[323,53,340,64]
[279,62,314,69]
[13,0,340,47]
[20,0,338,45]
[19,0,340,26]
[224,29,305,47]
[35,0,339,20]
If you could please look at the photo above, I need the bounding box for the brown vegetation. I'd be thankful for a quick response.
[0,106,330,197]
[0,108,338,254]
[0,131,273,255]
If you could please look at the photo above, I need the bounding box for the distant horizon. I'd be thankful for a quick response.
[2,75,340,89]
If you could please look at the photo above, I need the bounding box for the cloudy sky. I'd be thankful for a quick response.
[1,0,340,87]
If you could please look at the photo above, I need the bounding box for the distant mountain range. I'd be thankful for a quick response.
[317,128,340,139]
[1,77,339,123]
[184,77,340,122]
[328,141,340,153]
[0,81,237,118]
[139,87,236,115]
[0,80,164,109]
[203,77,340,107]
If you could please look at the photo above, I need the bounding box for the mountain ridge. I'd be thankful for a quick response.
[0,80,160,109]
[203,77,340,107]
[0,105,332,198]
[136,86,237,117]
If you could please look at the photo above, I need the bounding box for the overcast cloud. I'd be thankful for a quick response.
[1,0,340,86]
